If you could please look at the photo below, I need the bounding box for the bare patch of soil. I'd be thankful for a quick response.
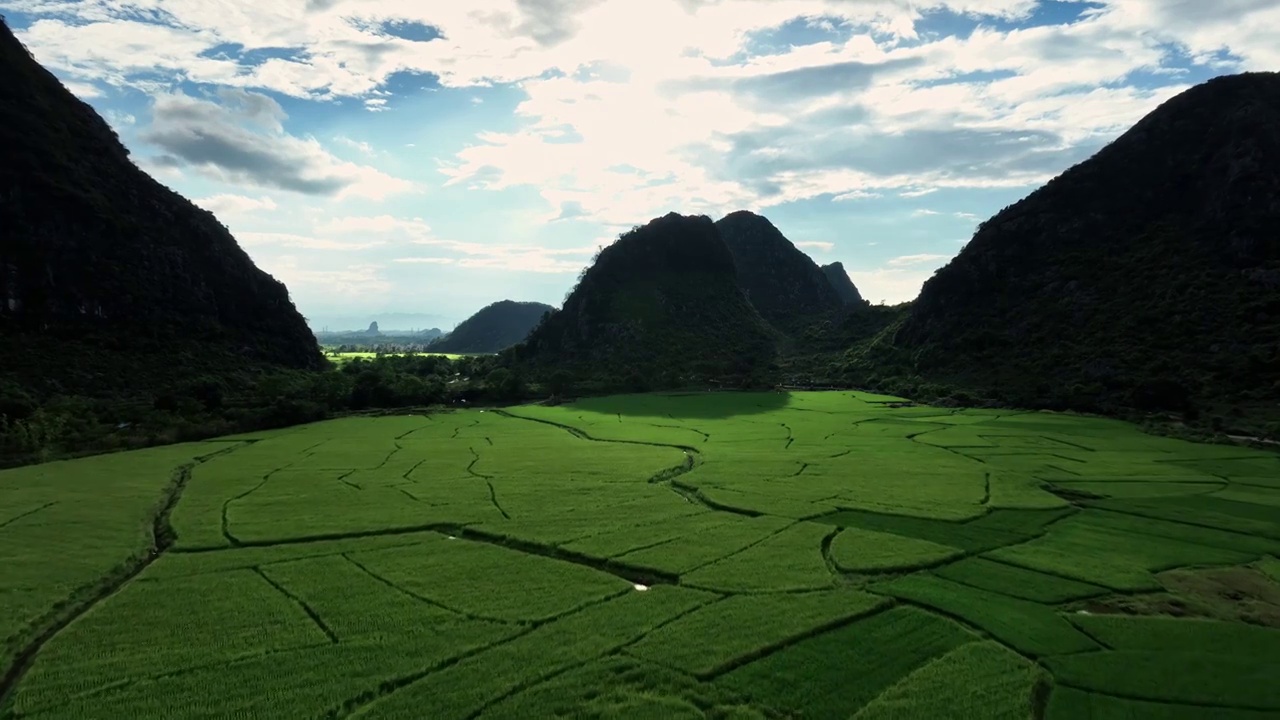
[1071,564,1280,628]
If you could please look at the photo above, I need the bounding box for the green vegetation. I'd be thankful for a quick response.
[839,73,1280,440]
[428,300,555,354]
[510,213,778,386]
[7,25,1280,718]
[626,589,888,677]
[851,641,1045,720]
[716,606,976,718]
[934,557,1108,603]
[872,574,1098,657]
[4,391,1280,719]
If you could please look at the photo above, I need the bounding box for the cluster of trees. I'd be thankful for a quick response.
[0,355,543,466]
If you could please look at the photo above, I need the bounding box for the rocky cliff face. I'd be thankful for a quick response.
[890,72,1280,414]
[715,211,843,333]
[0,20,321,395]
[821,262,866,306]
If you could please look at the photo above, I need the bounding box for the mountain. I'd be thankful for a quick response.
[365,321,381,336]
[821,262,867,306]
[0,20,321,398]
[714,211,843,332]
[512,212,776,386]
[429,300,554,354]
[853,72,1280,427]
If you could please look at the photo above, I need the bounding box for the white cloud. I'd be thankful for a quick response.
[315,215,432,237]
[851,265,946,305]
[795,241,835,252]
[6,0,1270,316]
[887,253,951,267]
[237,231,388,251]
[392,257,455,265]
[195,193,278,215]
[333,136,375,155]
[15,0,1249,225]
[141,90,413,200]
[911,209,941,216]
[260,256,393,300]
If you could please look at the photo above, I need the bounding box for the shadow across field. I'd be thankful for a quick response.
[568,390,792,420]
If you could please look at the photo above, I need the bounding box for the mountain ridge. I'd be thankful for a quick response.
[513,212,777,386]
[846,71,1280,428]
[714,211,843,334]
[0,19,321,398]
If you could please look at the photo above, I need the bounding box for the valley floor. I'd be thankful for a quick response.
[2,391,1279,719]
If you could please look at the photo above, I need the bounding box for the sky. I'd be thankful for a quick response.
[2,1,1275,331]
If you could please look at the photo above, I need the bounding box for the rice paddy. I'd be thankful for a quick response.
[2,390,1278,718]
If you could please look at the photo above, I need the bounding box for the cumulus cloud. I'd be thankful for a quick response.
[195,193,278,215]
[306,214,595,272]
[887,253,951,267]
[7,0,1274,310]
[795,241,835,252]
[140,89,413,199]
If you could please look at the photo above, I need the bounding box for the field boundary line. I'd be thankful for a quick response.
[0,441,251,710]
[0,502,57,532]
[339,553,519,625]
[176,523,462,552]
[680,520,801,577]
[1052,681,1280,713]
[326,588,636,719]
[252,567,339,644]
[697,598,897,681]
[492,409,702,455]
[451,527,680,587]
[465,595,718,719]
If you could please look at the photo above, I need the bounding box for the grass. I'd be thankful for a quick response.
[934,557,1108,603]
[871,574,1099,657]
[1044,651,1280,710]
[851,641,1046,720]
[715,606,976,718]
[828,525,963,572]
[1046,687,1278,720]
[4,390,1279,718]
[625,589,889,676]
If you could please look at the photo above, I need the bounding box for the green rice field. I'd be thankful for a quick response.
[2,391,1279,718]
[324,351,469,364]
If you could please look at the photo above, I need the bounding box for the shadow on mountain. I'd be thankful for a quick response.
[569,389,791,420]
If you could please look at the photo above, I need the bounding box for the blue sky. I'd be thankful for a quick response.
[2,0,1274,330]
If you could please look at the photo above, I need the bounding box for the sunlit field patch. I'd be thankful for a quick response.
[3,391,1278,718]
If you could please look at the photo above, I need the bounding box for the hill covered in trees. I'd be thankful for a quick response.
[0,19,321,403]
[429,300,554,354]
[845,72,1280,434]
[715,211,843,334]
[512,213,776,387]
[821,262,867,306]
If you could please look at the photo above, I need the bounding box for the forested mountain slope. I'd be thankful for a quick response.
[513,213,776,386]
[0,20,321,400]
[848,72,1280,430]
[430,300,554,354]
[715,211,843,333]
